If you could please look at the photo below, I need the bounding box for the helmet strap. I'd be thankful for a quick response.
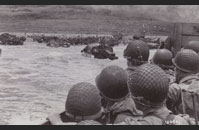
[132,95,165,108]
[65,108,103,122]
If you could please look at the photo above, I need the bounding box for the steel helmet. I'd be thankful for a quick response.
[128,64,169,105]
[173,49,199,73]
[65,82,102,119]
[95,65,128,101]
[184,41,199,54]
[152,49,174,69]
[123,40,149,62]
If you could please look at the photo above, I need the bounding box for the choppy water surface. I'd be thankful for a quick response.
[0,41,156,125]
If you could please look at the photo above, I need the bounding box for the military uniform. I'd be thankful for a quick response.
[164,69,175,84]
[119,106,189,125]
[167,75,199,115]
[119,64,194,125]
[166,49,199,122]
[96,65,142,124]
[104,95,143,124]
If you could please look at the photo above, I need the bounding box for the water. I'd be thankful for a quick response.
[0,41,156,125]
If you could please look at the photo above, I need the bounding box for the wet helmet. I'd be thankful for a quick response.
[128,64,169,106]
[184,41,199,53]
[152,49,174,69]
[123,40,149,63]
[173,49,199,73]
[65,82,102,119]
[95,65,128,101]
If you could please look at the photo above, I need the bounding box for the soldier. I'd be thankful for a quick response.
[151,49,175,83]
[95,65,143,124]
[44,82,104,125]
[166,49,199,119]
[183,41,199,54]
[133,31,145,40]
[123,40,149,74]
[118,64,191,125]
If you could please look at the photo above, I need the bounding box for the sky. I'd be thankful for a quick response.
[0,5,199,23]
[88,5,199,23]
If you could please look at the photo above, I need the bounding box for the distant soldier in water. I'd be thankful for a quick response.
[123,40,149,74]
[95,65,143,124]
[151,49,175,84]
[43,82,105,125]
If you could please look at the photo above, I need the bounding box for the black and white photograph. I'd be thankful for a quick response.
[0,5,198,125]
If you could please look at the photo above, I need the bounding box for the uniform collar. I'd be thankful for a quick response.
[143,105,171,118]
[108,96,143,116]
[179,74,199,84]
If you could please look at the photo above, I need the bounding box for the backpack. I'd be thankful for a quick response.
[180,80,199,125]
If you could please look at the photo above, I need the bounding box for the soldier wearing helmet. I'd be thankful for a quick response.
[133,32,145,40]
[183,41,199,54]
[123,40,149,74]
[116,64,190,125]
[167,49,199,118]
[44,82,104,125]
[95,65,142,124]
[151,49,175,83]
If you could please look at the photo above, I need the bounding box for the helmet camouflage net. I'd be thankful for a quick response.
[128,64,169,104]
[65,82,102,118]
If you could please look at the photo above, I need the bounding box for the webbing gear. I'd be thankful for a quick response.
[181,89,199,125]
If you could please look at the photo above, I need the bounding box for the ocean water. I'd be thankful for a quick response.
[0,41,156,125]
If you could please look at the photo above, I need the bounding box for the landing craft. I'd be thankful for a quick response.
[160,22,199,56]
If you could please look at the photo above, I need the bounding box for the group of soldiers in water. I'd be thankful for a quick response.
[30,33,122,47]
[43,36,199,125]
